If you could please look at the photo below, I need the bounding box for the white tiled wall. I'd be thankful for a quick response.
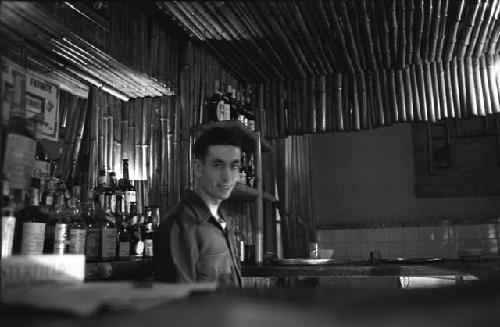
[317,223,500,260]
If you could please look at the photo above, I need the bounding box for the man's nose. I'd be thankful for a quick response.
[220,166,230,181]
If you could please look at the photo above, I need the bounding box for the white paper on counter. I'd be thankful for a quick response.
[0,281,217,316]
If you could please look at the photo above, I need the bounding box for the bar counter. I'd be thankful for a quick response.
[242,258,500,280]
[2,278,500,327]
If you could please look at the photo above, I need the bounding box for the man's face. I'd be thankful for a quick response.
[195,144,241,202]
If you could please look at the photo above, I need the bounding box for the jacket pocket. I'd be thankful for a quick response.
[196,252,232,281]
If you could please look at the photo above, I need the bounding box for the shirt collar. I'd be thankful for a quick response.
[182,190,225,224]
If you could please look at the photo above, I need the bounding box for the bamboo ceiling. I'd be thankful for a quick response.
[1,2,174,101]
[158,0,500,82]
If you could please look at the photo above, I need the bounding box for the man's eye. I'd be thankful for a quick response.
[232,164,240,170]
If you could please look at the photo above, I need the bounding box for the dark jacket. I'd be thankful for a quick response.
[154,190,241,287]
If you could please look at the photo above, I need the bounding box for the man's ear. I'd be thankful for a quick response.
[193,158,203,179]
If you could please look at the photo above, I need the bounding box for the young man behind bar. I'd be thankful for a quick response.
[155,127,242,287]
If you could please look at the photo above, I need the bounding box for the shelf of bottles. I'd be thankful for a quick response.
[1,153,159,265]
[193,81,272,153]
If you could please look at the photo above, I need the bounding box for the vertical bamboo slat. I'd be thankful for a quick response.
[486,54,500,113]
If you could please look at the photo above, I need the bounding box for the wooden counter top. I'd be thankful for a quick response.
[2,278,500,327]
[242,258,500,279]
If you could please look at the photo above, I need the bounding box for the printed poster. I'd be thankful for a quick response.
[2,57,60,141]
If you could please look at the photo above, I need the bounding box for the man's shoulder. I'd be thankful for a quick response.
[162,201,198,226]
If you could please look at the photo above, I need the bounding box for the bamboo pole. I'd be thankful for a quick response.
[437,61,448,119]
[430,62,441,121]
[416,61,428,121]
[380,0,391,68]
[396,69,406,122]
[405,0,414,65]
[458,0,481,59]
[367,0,384,68]
[352,72,361,130]
[444,61,456,119]
[466,0,488,58]
[366,70,375,129]
[373,69,385,126]
[479,55,492,115]
[389,0,398,67]
[436,0,449,61]
[445,0,464,61]
[457,58,468,118]
[414,0,425,62]
[474,0,498,58]
[325,0,354,73]
[348,0,367,70]
[360,0,377,70]
[388,69,398,123]
[318,75,327,133]
[473,57,486,116]
[359,70,369,129]
[428,0,441,62]
[486,54,500,114]
[410,64,422,121]
[404,67,414,122]
[334,73,344,131]
[465,57,479,116]
[300,0,335,73]
[339,0,362,69]
[424,62,436,122]
[450,57,462,119]
[422,0,433,60]
[397,0,406,68]
[382,68,393,124]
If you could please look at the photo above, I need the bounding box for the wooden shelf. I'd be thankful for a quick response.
[192,120,273,153]
[231,183,277,203]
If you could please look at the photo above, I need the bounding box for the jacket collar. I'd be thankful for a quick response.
[182,190,225,224]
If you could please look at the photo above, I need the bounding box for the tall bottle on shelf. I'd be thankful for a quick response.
[1,177,16,258]
[2,70,37,209]
[207,80,224,123]
[100,172,117,261]
[116,192,130,261]
[69,185,86,254]
[83,190,100,261]
[143,207,154,259]
[52,193,70,254]
[122,159,136,215]
[19,178,47,255]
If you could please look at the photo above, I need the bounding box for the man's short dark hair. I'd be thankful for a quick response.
[193,127,242,160]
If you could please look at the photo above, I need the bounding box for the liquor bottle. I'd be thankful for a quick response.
[143,207,154,258]
[128,202,144,258]
[223,84,232,121]
[246,153,255,187]
[41,178,55,207]
[230,87,240,121]
[122,159,136,215]
[2,70,36,207]
[246,85,256,131]
[107,171,117,214]
[100,197,117,261]
[239,152,248,185]
[116,194,130,261]
[1,177,16,258]
[95,169,106,210]
[53,193,70,254]
[207,80,224,122]
[233,217,245,264]
[83,190,100,261]
[69,186,86,254]
[19,178,47,255]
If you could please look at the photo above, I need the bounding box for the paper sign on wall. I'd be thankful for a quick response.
[1,57,60,141]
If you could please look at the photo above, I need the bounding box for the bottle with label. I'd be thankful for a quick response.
[83,190,100,261]
[128,202,144,258]
[19,178,47,255]
[143,207,154,258]
[100,191,117,261]
[116,194,130,260]
[239,152,248,185]
[107,171,117,214]
[122,159,136,215]
[230,87,240,121]
[52,194,70,254]
[222,84,232,121]
[2,70,36,207]
[233,217,245,265]
[69,186,86,254]
[1,177,16,258]
[95,169,107,210]
[207,80,224,123]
